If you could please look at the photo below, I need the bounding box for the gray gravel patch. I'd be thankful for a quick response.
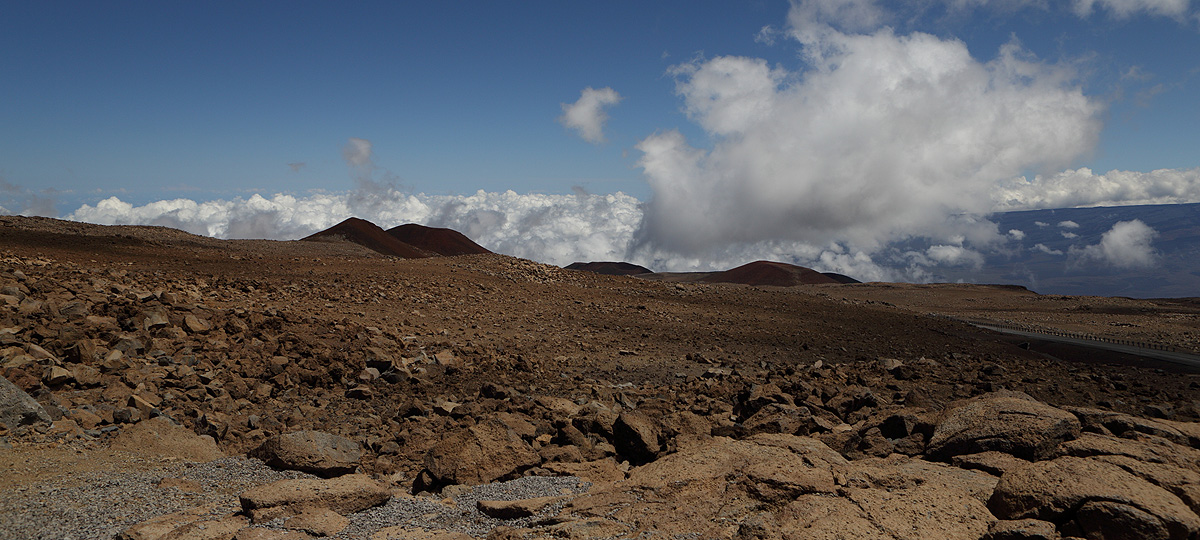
[1,456,589,540]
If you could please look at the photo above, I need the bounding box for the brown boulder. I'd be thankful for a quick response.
[239,474,391,523]
[927,391,1080,461]
[612,411,661,464]
[250,430,362,476]
[982,519,1057,540]
[989,456,1200,540]
[118,506,248,540]
[424,418,539,486]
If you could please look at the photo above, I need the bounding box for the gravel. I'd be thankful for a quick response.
[0,456,589,540]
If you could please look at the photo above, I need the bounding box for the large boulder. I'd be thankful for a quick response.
[239,474,391,523]
[250,430,362,477]
[926,391,1080,461]
[0,374,51,432]
[423,418,539,486]
[612,411,661,465]
[112,417,224,462]
[559,434,995,539]
[989,456,1200,540]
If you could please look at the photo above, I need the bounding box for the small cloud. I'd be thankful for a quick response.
[1058,220,1080,229]
[755,25,780,46]
[1061,231,1078,239]
[1122,65,1153,81]
[1008,229,1026,240]
[288,162,306,173]
[1069,219,1159,269]
[559,87,623,144]
[925,245,985,269]
[343,138,373,168]
[1034,221,1049,227]
[1034,243,1064,255]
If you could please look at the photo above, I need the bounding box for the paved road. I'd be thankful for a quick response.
[971,323,1200,370]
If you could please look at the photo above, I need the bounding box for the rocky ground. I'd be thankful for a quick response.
[2,215,1199,540]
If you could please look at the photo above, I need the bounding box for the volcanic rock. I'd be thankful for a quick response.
[239,474,392,523]
[0,374,52,431]
[989,456,1200,539]
[117,506,248,540]
[250,430,362,477]
[612,411,661,465]
[423,418,539,486]
[926,390,1081,461]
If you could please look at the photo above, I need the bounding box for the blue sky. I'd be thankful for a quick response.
[2,1,1200,283]
[2,1,792,203]
[4,0,1195,206]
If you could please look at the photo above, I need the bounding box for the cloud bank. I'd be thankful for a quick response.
[559,87,623,144]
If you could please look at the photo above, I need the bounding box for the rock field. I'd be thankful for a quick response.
[1,215,1199,540]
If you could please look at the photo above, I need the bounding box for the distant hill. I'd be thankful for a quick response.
[822,272,862,284]
[566,261,653,276]
[387,223,492,256]
[699,260,841,286]
[301,218,435,258]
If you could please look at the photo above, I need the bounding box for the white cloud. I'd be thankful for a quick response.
[633,3,1101,260]
[1058,220,1080,228]
[1034,221,1049,227]
[1069,219,1159,268]
[1034,243,1064,255]
[1062,232,1079,238]
[1008,229,1026,240]
[925,244,985,268]
[559,87,623,144]
[1072,0,1191,19]
[992,167,1200,210]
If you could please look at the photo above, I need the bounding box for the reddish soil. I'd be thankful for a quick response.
[387,223,491,256]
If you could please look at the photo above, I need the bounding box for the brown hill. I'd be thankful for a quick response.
[301,217,434,259]
[387,223,491,256]
[566,261,653,276]
[700,260,841,287]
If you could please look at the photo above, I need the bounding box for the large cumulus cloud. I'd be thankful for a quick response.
[632,1,1103,259]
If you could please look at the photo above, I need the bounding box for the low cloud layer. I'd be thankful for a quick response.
[993,168,1200,210]
[559,87,623,144]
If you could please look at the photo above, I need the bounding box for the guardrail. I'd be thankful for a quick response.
[936,315,1195,355]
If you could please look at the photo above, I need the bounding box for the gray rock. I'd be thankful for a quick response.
[0,374,52,431]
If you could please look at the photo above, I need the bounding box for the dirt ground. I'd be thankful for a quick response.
[2,214,1199,483]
